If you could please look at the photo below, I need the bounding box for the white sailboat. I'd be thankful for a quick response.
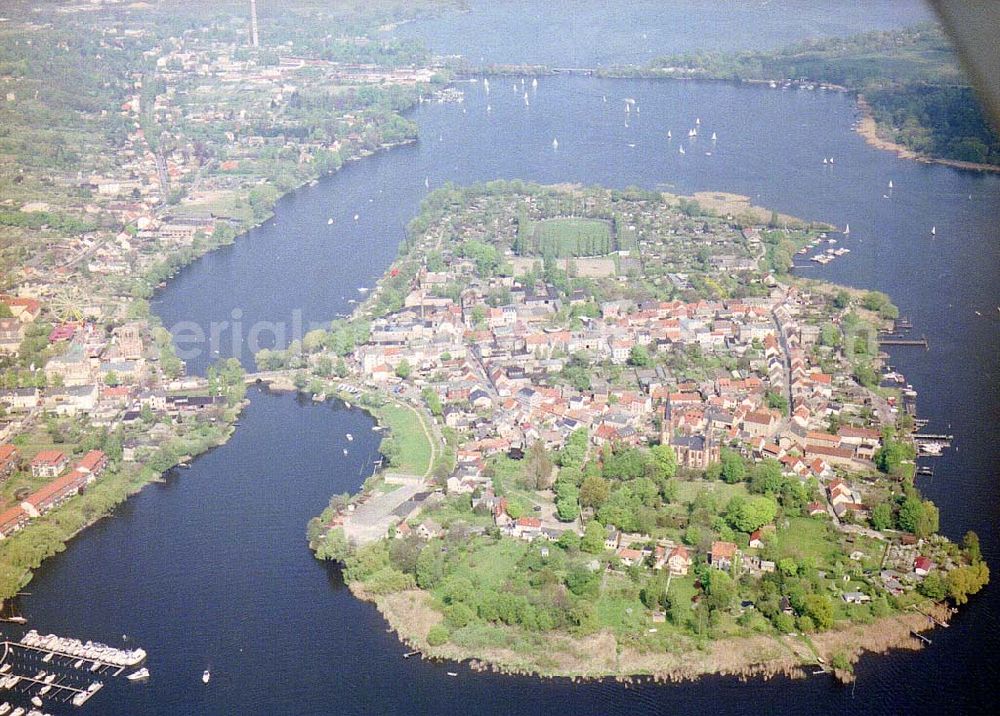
[931,226,936,236]
[552,138,559,150]
[822,157,828,164]
[202,669,211,684]
[888,180,893,189]
[843,223,850,235]
[678,145,685,155]
[327,218,333,225]
[486,103,491,113]
[711,132,717,141]
[829,157,834,164]
[483,77,490,93]
[424,177,430,189]
[666,130,672,139]
[602,95,607,103]
[531,77,538,89]
[523,92,529,107]
[695,117,700,125]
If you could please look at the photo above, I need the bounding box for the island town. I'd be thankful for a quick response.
[300,182,986,679]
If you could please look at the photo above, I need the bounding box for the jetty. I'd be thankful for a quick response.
[878,336,929,349]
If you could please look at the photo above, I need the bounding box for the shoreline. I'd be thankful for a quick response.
[854,96,1000,174]
[354,583,950,683]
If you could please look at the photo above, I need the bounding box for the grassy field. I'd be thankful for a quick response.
[446,538,528,591]
[675,480,749,506]
[528,218,613,257]
[379,401,433,476]
[770,517,841,565]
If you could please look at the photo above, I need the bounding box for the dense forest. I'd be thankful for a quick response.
[637,25,999,166]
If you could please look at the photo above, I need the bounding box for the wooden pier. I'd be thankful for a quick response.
[878,336,929,349]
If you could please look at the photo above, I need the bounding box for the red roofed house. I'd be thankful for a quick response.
[21,470,88,517]
[748,530,766,549]
[0,505,30,539]
[72,450,107,481]
[666,545,692,575]
[616,547,644,567]
[0,444,19,481]
[512,516,542,541]
[914,556,935,577]
[30,450,69,478]
[807,502,827,517]
[710,541,738,571]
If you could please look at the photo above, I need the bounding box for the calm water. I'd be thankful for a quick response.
[392,0,934,66]
[15,12,1000,716]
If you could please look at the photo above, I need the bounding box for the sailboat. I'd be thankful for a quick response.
[602,95,607,103]
[888,180,893,189]
[523,92,529,107]
[486,103,491,113]
[353,214,359,221]
[843,223,850,235]
[202,669,211,684]
[829,157,834,164]
[822,158,828,164]
[695,117,701,125]
[552,138,559,150]
[424,177,430,189]
[931,226,936,236]
[531,78,538,89]
[327,218,333,225]
[666,130,672,139]
[678,145,685,155]
[711,132,717,141]
[688,128,697,137]
[483,77,490,93]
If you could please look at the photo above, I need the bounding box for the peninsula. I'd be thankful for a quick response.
[303,181,988,681]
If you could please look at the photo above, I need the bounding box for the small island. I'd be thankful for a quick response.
[298,181,988,682]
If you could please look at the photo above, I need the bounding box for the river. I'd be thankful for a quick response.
[15,10,1000,716]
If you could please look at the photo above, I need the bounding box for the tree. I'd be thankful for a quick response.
[650,444,678,482]
[897,496,925,534]
[963,531,982,564]
[704,569,736,613]
[579,474,610,509]
[870,502,894,531]
[728,496,778,533]
[802,594,834,630]
[426,625,449,646]
[720,449,746,484]
[422,388,442,416]
[581,520,606,554]
[918,571,948,600]
[946,562,990,605]
[395,359,412,379]
[749,459,783,495]
[765,390,788,415]
[628,344,650,367]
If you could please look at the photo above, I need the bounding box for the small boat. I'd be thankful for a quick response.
[930,226,936,236]
[346,433,354,441]
[482,77,489,91]
[10,707,24,716]
[822,157,828,164]
[711,132,717,141]
[829,157,834,164]
[38,685,51,695]
[30,698,41,708]
[695,117,700,125]
[424,177,430,189]
[843,223,850,235]
[678,146,685,155]
[486,103,491,112]
[343,449,348,455]
[202,669,211,684]
[531,78,538,89]
[73,660,84,669]
[127,668,149,682]
[523,92,529,106]
[41,653,52,663]
[357,287,369,293]
[888,180,893,189]
[0,702,10,715]
[0,665,9,675]
[327,218,333,225]
[666,130,672,139]
[43,675,54,684]
[552,138,558,150]
[447,672,458,677]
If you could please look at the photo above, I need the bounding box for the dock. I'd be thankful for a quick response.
[878,336,929,349]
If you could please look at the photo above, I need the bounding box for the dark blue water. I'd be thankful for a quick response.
[392,0,934,66]
[17,22,1000,716]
